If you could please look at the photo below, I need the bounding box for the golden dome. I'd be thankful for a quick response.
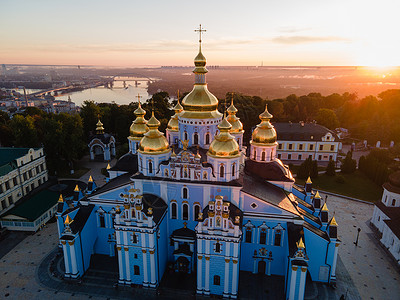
[138,112,170,155]
[130,100,149,139]
[250,104,277,146]
[167,99,183,131]
[227,99,243,134]
[208,117,240,158]
[96,119,104,134]
[180,40,221,120]
[180,85,222,119]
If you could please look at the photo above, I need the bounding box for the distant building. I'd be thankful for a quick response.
[88,119,115,161]
[0,147,48,215]
[371,171,400,265]
[274,122,341,164]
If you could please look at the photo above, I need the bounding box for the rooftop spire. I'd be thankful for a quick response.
[193,24,207,80]
[96,116,104,134]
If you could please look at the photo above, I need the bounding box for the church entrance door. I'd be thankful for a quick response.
[258,260,266,274]
[177,256,189,273]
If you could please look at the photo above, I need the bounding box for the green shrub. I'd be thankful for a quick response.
[335,175,346,184]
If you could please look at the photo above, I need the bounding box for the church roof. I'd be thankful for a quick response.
[240,173,300,217]
[89,133,114,144]
[109,153,138,174]
[89,172,132,196]
[244,159,294,183]
[375,201,400,238]
[141,193,168,224]
[172,226,196,239]
[273,122,338,141]
[61,204,95,236]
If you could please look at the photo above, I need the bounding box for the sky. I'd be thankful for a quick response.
[0,0,399,67]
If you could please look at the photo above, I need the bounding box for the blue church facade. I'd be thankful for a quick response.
[57,38,340,300]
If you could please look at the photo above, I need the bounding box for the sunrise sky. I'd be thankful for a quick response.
[1,0,399,67]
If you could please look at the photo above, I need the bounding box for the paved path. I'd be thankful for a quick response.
[320,192,400,300]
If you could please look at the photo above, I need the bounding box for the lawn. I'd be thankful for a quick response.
[295,171,383,203]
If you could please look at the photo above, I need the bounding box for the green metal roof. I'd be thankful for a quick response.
[2,189,59,222]
[0,147,40,177]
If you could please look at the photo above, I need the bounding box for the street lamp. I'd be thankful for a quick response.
[354,227,361,246]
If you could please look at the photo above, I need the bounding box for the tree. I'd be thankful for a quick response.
[326,160,336,176]
[80,100,100,138]
[315,108,339,130]
[9,114,39,148]
[297,157,318,180]
[341,151,356,174]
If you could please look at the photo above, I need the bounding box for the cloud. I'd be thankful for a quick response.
[272,35,350,44]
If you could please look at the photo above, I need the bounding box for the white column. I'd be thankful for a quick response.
[143,250,149,286]
[117,247,124,282]
[150,250,156,285]
[62,242,71,275]
[69,242,78,277]
[231,260,239,297]
[197,255,203,293]
[253,258,257,274]
[288,266,298,300]
[267,259,272,276]
[124,247,131,282]
[224,258,230,295]
[298,267,307,300]
[205,257,210,294]
[331,244,339,278]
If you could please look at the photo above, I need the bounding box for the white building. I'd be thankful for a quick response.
[0,147,48,215]
[371,171,400,265]
[274,122,341,164]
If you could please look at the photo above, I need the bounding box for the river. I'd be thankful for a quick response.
[32,77,152,107]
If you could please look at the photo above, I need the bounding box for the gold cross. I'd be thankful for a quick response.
[195,24,206,43]
[136,93,142,104]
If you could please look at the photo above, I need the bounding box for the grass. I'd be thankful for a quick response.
[58,167,90,179]
[295,171,383,203]
[289,164,325,175]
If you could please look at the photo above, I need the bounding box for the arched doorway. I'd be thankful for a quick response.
[258,260,266,274]
[177,256,190,273]
[194,133,199,145]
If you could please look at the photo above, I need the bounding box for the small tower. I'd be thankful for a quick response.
[166,92,183,146]
[327,216,340,285]
[128,95,149,154]
[73,184,83,202]
[304,177,313,204]
[87,175,97,194]
[207,115,240,181]
[138,111,171,176]
[226,95,244,151]
[250,104,278,162]
[320,202,329,230]
[286,237,309,300]
[89,117,116,161]
[313,191,322,212]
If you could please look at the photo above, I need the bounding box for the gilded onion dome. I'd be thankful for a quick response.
[96,119,104,134]
[138,112,170,154]
[167,99,183,131]
[180,41,222,120]
[227,98,243,133]
[251,104,277,146]
[129,100,149,139]
[208,116,240,158]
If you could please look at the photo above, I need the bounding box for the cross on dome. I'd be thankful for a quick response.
[195,24,206,44]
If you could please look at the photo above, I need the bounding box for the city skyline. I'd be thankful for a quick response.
[1,0,399,67]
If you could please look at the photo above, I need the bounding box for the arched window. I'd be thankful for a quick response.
[164,169,169,177]
[99,214,105,228]
[132,233,138,243]
[140,158,143,170]
[213,275,220,285]
[134,265,140,275]
[184,131,188,140]
[261,151,266,161]
[182,187,188,199]
[206,133,210,144]
[148,160,153,173]
[171,202,177,219]
[183,203,189,220]
[253,149,256,159]
[194,132,199,144]
[245,227,252,243]
[232,163,235,177]
[215,242,221,253]
[274,230,282,246]
[220,165,224,178]
[260,230,267,244]
[194,205,201,221]
[203,171,207,180]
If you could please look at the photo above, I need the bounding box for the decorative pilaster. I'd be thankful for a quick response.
[69,241,78,278]
[124,247,131,282]
[142,249,149,286]
[61,241,71,276]
[288,266,298,300]
[197,255,203,293]
[204,256,210,295]
[117,246,124,283]
[224,258,230,296]
[231,259,239,298]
